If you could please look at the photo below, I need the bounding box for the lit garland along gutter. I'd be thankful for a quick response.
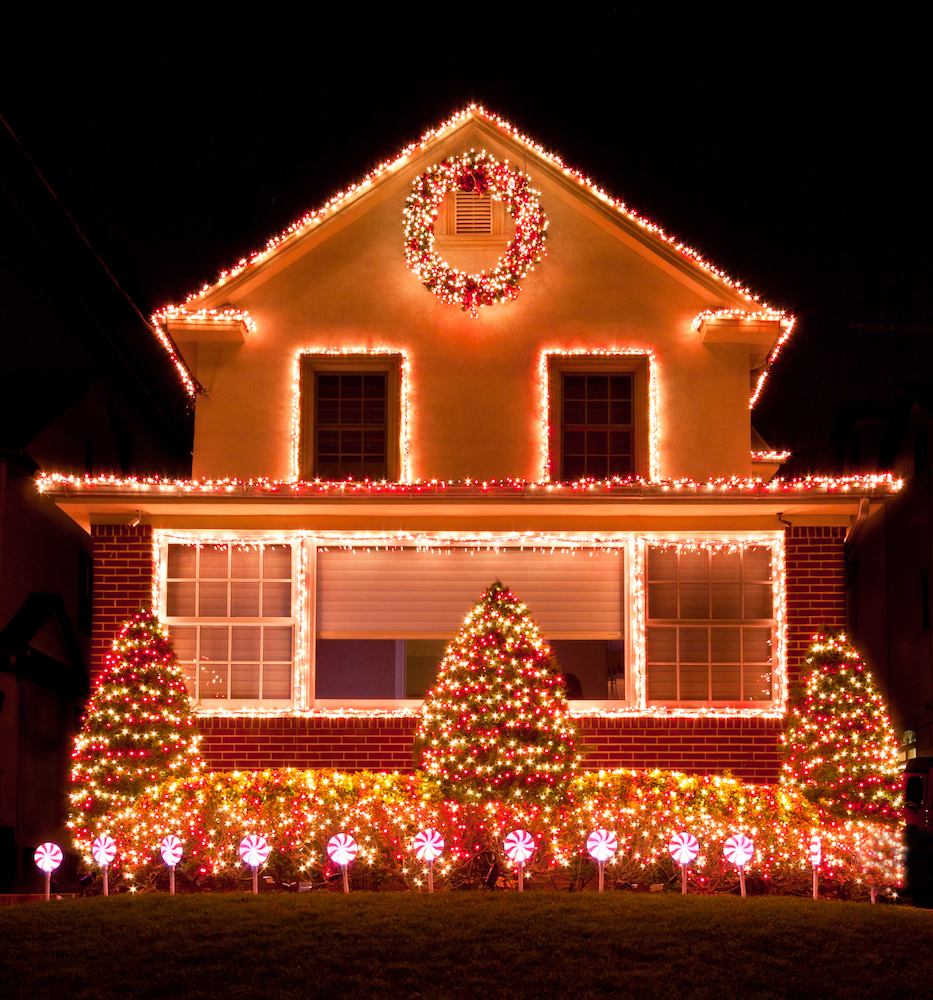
[291,348,412,482]
[152,106,794,401]
[37,473,903,494]
[539,349,659,481]
[150,529,787,722]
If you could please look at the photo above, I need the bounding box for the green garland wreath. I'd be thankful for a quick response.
[403,150,547,317]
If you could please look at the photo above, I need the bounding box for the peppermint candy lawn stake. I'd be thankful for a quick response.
[809,834,821,900]
[239,834,271,895]
[160,835,183,895]
[723,834,755,898]
[413,829,444,893]
[92,834,116,896]
[504,830,535,892]
[586,829,618,893]
[668,832,698,895]
[34,843,63,901]
[403,150,548,318]
[327,833,358,894]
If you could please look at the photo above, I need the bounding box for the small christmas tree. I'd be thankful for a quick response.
[69,608,202,855]
[415,581,581,810]
[780,633,900,821]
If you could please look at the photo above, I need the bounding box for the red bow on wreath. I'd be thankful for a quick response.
[459,169,488,196]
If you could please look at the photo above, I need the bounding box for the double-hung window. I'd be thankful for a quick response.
[163,541,296,707]
[548,355,649,481]
[645,543,776,705]
[299,354,401,481]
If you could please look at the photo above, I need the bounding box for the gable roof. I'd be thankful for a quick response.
[154,106,793,400]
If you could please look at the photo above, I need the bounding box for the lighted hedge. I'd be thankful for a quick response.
[90,768,902,896]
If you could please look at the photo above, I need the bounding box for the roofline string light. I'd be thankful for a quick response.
[38,472,903,494]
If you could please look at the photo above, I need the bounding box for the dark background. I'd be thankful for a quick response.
[1,9,928,476]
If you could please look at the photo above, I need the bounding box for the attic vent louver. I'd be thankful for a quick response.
[454,190,493,234]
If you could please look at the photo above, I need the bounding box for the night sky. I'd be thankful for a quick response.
[2,11,929,475]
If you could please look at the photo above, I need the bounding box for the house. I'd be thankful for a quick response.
[40,106,899,784]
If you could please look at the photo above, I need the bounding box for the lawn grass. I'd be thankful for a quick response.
[1,892,930,1000]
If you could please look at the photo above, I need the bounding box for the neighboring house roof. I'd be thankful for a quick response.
[0,592,89,697]
[153,106,793,402]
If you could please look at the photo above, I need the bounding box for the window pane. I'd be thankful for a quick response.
[710,627,740,663]
[743,546,771,580]
[710,551,740,581]
[199,661,228,699]
[743,663,772,701]
[167,581,196,617]
[711,665,740,701]
[679,584,709,619]
[711,583,741,619]
[743,627,772,663]
[648,548,677,581]
[170,626,197,664]
[231,626,261,660]
[199,626,229,661]
[263,626,294,660]
[743,584,773,619]
[647,627,676,663]
[167,545,196,578]
[262,662,292,699]
[680,664,709,700]
[230,581,261,617]
[198,581,228,617]
[679,551,708,581]
[648,582,678,619]
[231,547,260,577]
[679,628,708,663]
[263,546,291,578]
[647,663,677,701]
[200,547,228,578]
[231,664,261,699]
[315,639,397,699]
[262,581,291,617]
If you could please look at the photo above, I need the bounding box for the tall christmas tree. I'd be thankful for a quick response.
[415,580,581,809]
[780,633,900,821]
[69,608,202,855]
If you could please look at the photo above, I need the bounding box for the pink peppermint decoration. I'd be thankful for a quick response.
[586,829,618,862]
[160,835,183,867]
[504,830,535,864]
[34,843,63,874]
[327,833,358,867]
[92,834,116,866]
[239,835,271,868]
[413,829,444,863]
[723,834,754,868]
[668,832,698,867]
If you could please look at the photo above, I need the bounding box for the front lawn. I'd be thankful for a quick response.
[1,892,929,1000]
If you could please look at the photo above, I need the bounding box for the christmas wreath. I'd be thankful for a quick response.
[403,150,547,317]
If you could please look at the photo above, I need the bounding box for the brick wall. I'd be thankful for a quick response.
[91,524,152,683]
[785,525,847,684]
[91,524,846,782]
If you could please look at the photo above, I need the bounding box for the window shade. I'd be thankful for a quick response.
[316,547,623,638]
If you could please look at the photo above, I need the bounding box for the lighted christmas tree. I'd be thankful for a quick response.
[69,608,202,855]
[780,633,901,821]
[414,580,581,809]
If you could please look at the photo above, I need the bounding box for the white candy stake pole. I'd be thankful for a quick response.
[327,833,359,895]
[668,833,698,896]
[239,835,271,896]
[160,836,183,896]
[414,830,444,894]
[587,830,617,894]
[871,885,877,904]
[504,831,535,893]
[809,835,821,900]
[724,835,755,899]
[34,844,62,902]
[92,835,116,897]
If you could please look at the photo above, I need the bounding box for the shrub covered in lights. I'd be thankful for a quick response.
[69,608,202,860]
[414,581,581,810]
[780,633,901,822]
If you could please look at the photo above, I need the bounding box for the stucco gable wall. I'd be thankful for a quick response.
[189,131,754,482]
